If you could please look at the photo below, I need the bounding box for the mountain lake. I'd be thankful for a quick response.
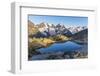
[30,41,87,60]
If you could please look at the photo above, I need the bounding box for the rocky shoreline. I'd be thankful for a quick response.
[29,51,88,60]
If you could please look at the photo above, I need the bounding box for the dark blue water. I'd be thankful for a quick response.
[37,41,85,53]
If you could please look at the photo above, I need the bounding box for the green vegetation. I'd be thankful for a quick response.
[28,35,71,58]
[49,35,70,41]
[29,35,70,48]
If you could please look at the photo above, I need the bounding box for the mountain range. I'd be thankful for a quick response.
[28,20,88,39]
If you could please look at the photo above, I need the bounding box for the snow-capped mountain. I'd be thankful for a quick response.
[28,20,87,37]
[37,22,87,36]
[67,26,87,34]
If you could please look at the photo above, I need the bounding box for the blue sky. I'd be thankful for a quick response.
[28,15,88,26]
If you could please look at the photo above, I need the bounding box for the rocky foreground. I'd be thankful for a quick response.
[29,51,88,60]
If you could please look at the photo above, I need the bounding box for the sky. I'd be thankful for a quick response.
[28,15,88,26]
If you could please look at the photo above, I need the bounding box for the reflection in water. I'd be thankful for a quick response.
[30,41,87,60]
[37,41,83,53]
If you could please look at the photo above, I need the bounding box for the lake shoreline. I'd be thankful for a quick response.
[29,50,88,60]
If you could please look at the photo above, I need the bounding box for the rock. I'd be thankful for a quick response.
[64,55,70,59]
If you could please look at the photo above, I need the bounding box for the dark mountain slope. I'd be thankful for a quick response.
[71,29,88,43]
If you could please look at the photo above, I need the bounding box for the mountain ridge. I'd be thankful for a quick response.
[28,20,87,38]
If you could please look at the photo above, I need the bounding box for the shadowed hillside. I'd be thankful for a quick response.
[71,29,88,43]
[28,20,39,37]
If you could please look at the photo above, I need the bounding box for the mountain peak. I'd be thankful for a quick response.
[28,20,35,28]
